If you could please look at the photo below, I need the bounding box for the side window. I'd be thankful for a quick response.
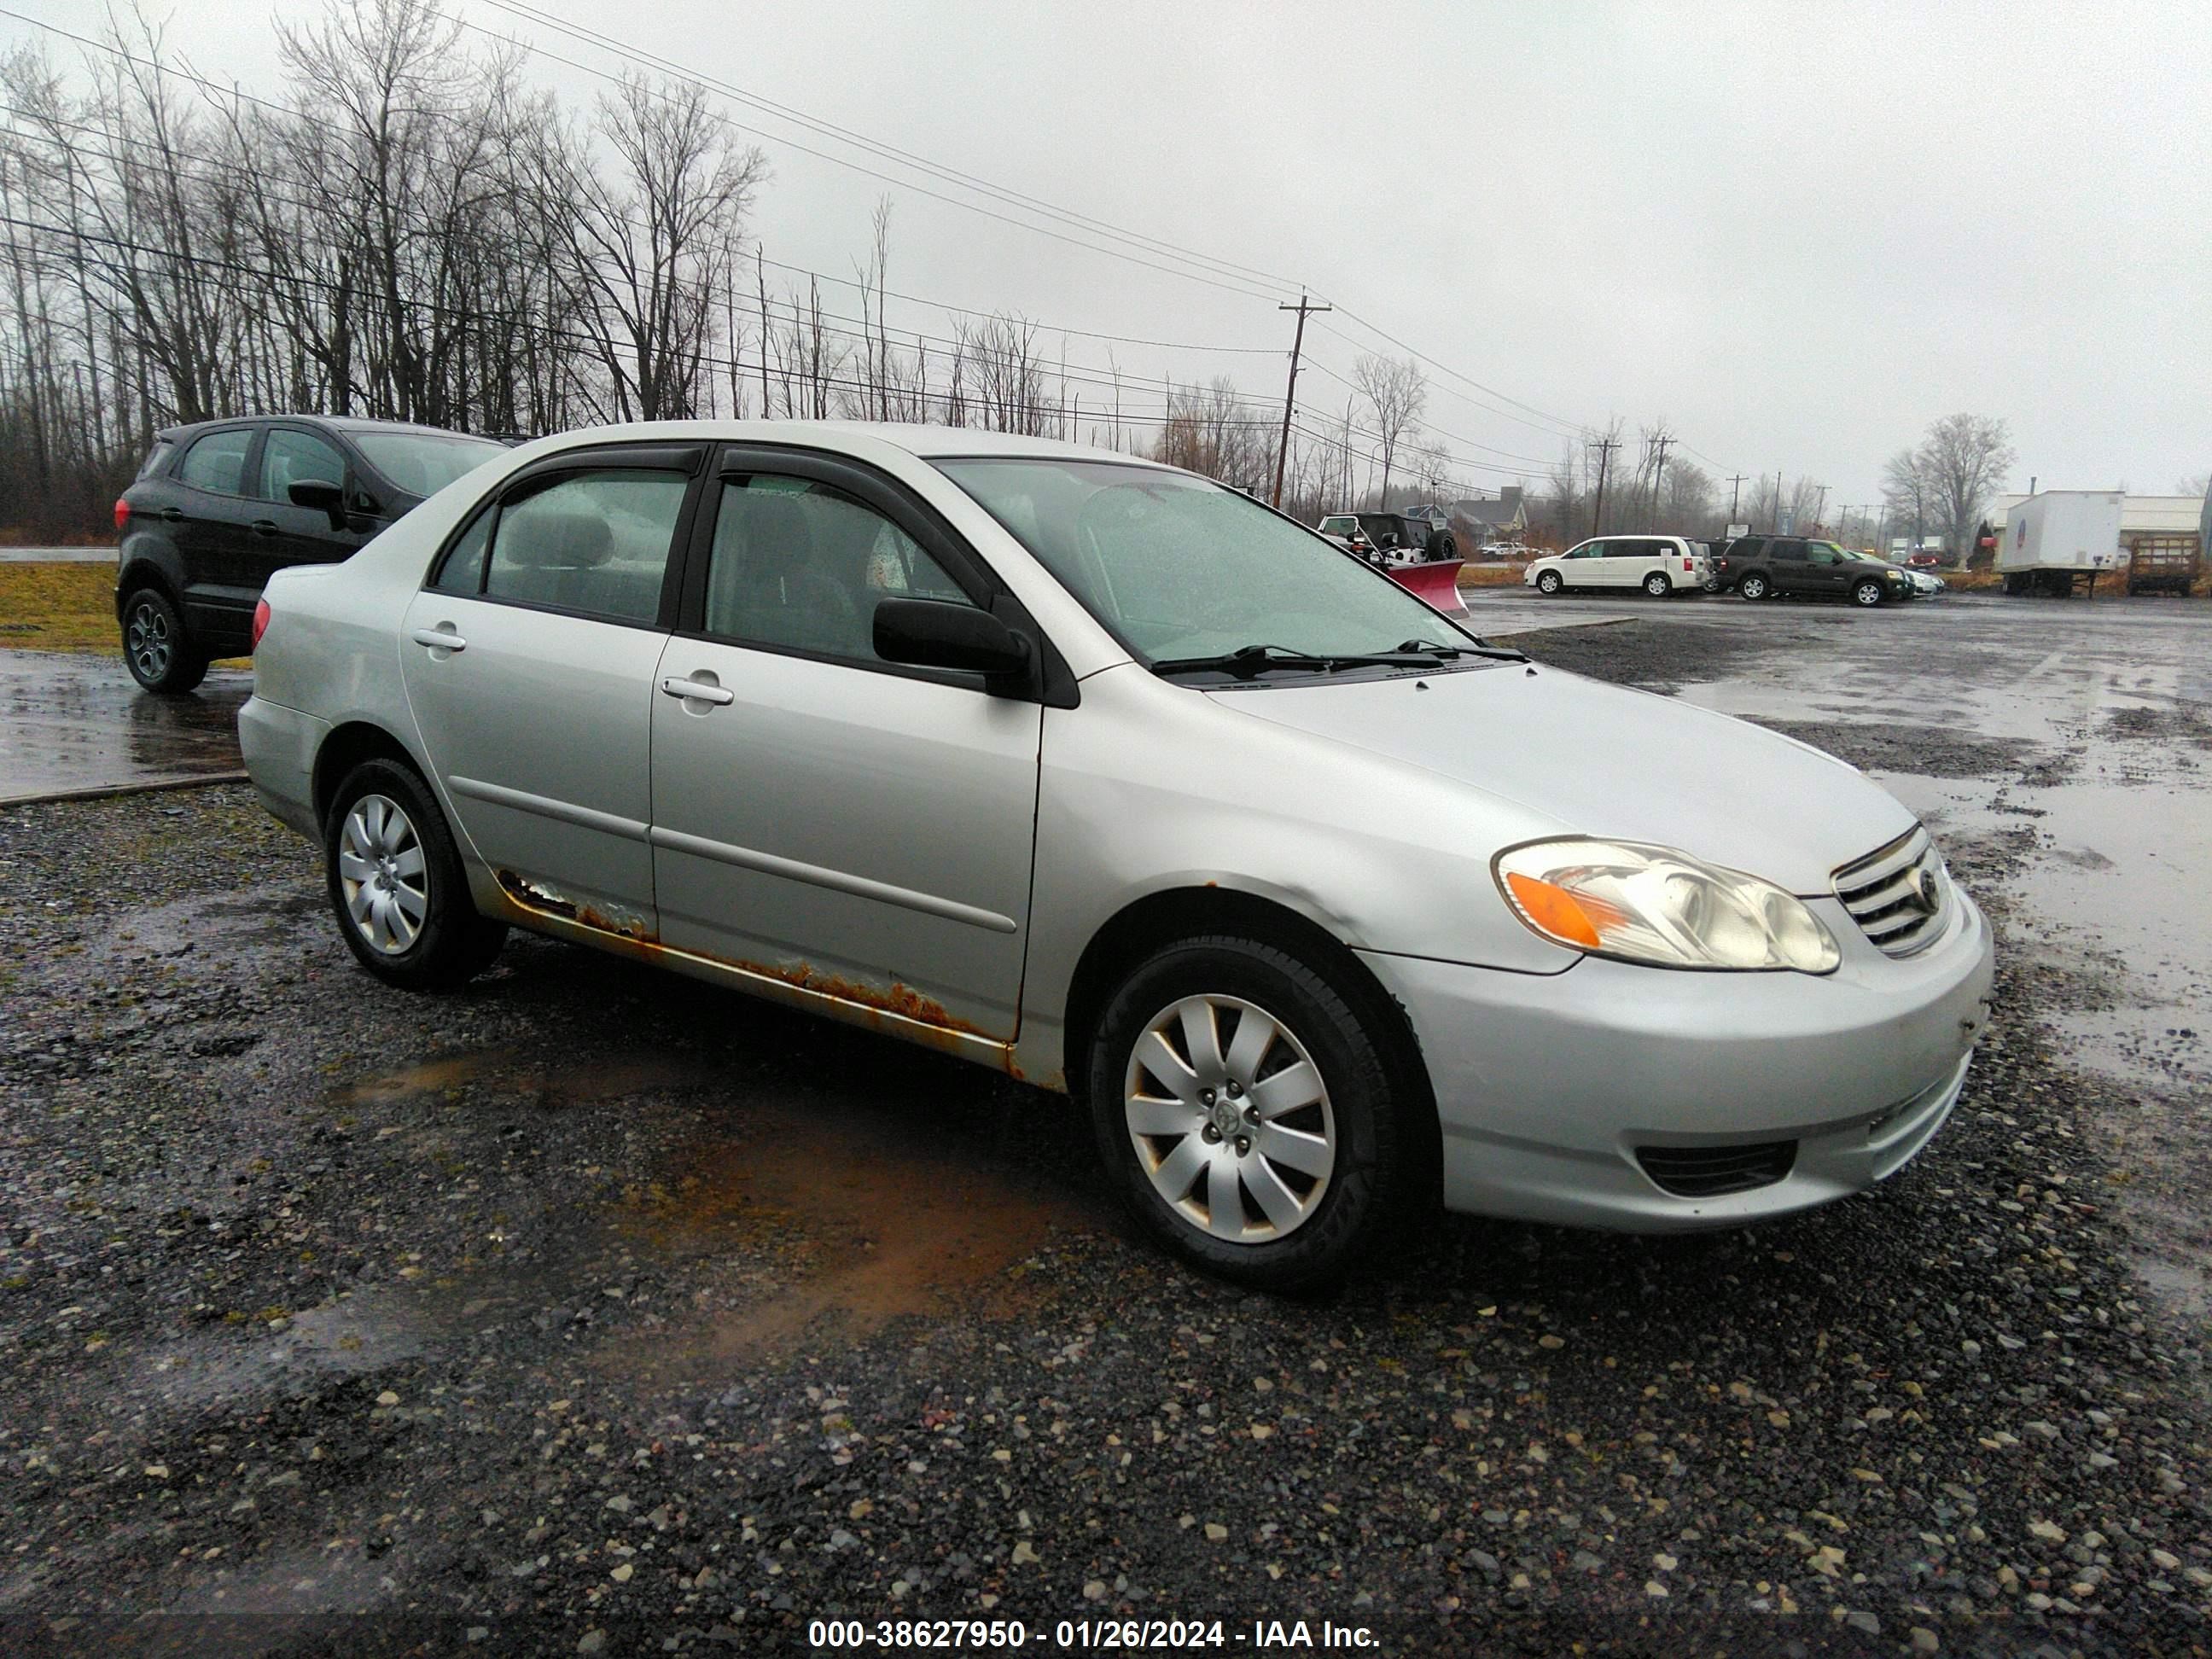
[703,475,976,665]
[1729,537,1762,560]
[430,506,494,595]
[176,428,254,496]
[1571,542,1604,559]
[1771,538,1807,562]
[1807,545,1839,566]
[482,471,688,624]
[259,428,347,502]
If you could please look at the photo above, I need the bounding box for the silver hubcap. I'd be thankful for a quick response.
[1645,576,1665,594]
[1124,994,1336,1245]
[1857,585,1880,605]
[126,602,171,679]
[338,794,429,955]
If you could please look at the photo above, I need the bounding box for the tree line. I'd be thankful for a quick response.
[0,0,1496,539]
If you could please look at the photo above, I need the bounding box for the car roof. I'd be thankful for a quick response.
[153,413,504,444]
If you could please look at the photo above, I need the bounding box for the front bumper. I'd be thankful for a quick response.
[1360,888,1995,1231]
[236,695,328,839]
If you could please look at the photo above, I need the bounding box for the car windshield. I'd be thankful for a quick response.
[352,430,504,498]
[934,457,1473,672]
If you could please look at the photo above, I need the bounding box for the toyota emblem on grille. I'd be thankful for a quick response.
[1910,866,1941,915]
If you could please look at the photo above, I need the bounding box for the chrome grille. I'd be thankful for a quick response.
[1832,825,1947,958]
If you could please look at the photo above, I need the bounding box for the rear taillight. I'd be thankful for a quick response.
[114,497,130,531]
[1682,557,1692,571]
[251,597,271,652]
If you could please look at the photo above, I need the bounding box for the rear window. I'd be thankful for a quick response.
[176,428,254,496]
[137,440,175,480]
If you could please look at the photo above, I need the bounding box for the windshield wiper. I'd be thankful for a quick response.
[1394,636,1530,663]
[1153,643,1440,678]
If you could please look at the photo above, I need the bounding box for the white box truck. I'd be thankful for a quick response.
[1999,490,2124,597]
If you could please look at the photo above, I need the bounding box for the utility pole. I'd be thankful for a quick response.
[1726,474,1747,523]
[1773,470,1784,532]
[1272,294,1330,509]
[1812,483,1829,531]
[1649,434,1674,524]
[1588,434,1620,537]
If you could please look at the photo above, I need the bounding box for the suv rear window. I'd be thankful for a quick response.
[177,428,254,496]
[136,440,175,480]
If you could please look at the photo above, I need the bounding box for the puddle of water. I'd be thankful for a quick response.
[0,646,251,800]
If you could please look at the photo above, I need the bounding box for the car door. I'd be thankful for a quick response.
[399,444,704,936]
[168,424,265,626]
[1614,536,1662,585]
[252,424,375,579]
[646,447,1043,1040]
[1766,538,1810,594]
[1574,539,1621,585]
[1801,543,1850,596]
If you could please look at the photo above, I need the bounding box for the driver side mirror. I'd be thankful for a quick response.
[287,477,347,530]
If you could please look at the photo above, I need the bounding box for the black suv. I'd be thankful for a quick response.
[1714,535,1910,607]
[115,415,507,691]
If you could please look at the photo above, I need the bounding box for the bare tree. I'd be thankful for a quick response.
[547,73,766,422]
[1353,352,1424,508]
[1915,413,2015,559]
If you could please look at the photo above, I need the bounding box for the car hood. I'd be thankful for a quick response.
[1214,663,1916,894]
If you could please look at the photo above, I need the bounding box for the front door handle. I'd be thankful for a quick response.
[250,519,280,538]
[660,674,735,707]
[411,626,466,654]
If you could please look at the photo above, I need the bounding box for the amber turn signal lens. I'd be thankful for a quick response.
[1505,870,1604,951]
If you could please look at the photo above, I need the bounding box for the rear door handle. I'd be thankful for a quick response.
[250,520,279,537]
[660,674,735,707]
[156,507,183,522]
[411,626,466,654]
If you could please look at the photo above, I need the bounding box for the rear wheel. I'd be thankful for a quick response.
[1738,572,1770,601]
[120,587,209,694]
[1852,578,1884,607]
[1642,571,1672,597]
[1535,569,1563,596]
[323,757,506,991]
[1088,935,1405,1290]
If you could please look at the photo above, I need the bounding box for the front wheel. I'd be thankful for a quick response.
[1738,572,1770,601]
[120,587,209,694]
[1088,935,1406,1290]
[1642,571,1672,597]
[1535,569,1563,596]
[324,757,507,991]
[1852,579,1885,607]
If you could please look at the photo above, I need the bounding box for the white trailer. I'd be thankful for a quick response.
[1997,490,2123,597]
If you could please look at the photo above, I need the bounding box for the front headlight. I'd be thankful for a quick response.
[1494,839,1841,973]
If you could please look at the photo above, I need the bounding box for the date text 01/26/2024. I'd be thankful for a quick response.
[807,1617,1382,1650]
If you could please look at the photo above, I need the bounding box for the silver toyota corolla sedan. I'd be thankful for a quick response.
[238,422,1995,1288]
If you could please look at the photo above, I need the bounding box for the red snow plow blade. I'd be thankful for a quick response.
[1386,558,1469,620]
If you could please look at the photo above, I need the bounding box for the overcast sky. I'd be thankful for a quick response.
[8,0,2208,505]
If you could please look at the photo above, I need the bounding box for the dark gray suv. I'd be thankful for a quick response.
[114,415,506,691]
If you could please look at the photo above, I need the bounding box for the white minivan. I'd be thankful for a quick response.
[1527,535,1710,597]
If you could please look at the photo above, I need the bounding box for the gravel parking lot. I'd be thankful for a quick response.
[2,595,2207,1656]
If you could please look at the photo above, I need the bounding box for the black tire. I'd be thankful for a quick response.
[1643,571,1672,597]
[1738,572,1770,601]
[323,757,507,991]
[1086,934,1406,1291]
[120,586,209,695]
[1535,569,1563,596]
[1852,578,1884,607]
[1435,535,1458,561]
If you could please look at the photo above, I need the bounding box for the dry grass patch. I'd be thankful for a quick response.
[0,561,120,652]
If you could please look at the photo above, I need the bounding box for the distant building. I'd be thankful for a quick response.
[1447,486,1528,542]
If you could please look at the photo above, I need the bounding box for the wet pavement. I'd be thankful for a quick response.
[0,648,251,803]
[0,593,2209,1653]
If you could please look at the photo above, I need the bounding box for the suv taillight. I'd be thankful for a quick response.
[251,597,271,652]
[114,497,130,531]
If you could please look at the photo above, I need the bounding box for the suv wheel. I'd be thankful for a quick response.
[1642,571,1672,597]
[1738,572,1771,601]
[1088,934,1405,1290]
[1435,534,1458,561]
[1535,569,1563,596]
[1852,578,1885,607]
[324,758,507,990]
[121,587,209,694]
